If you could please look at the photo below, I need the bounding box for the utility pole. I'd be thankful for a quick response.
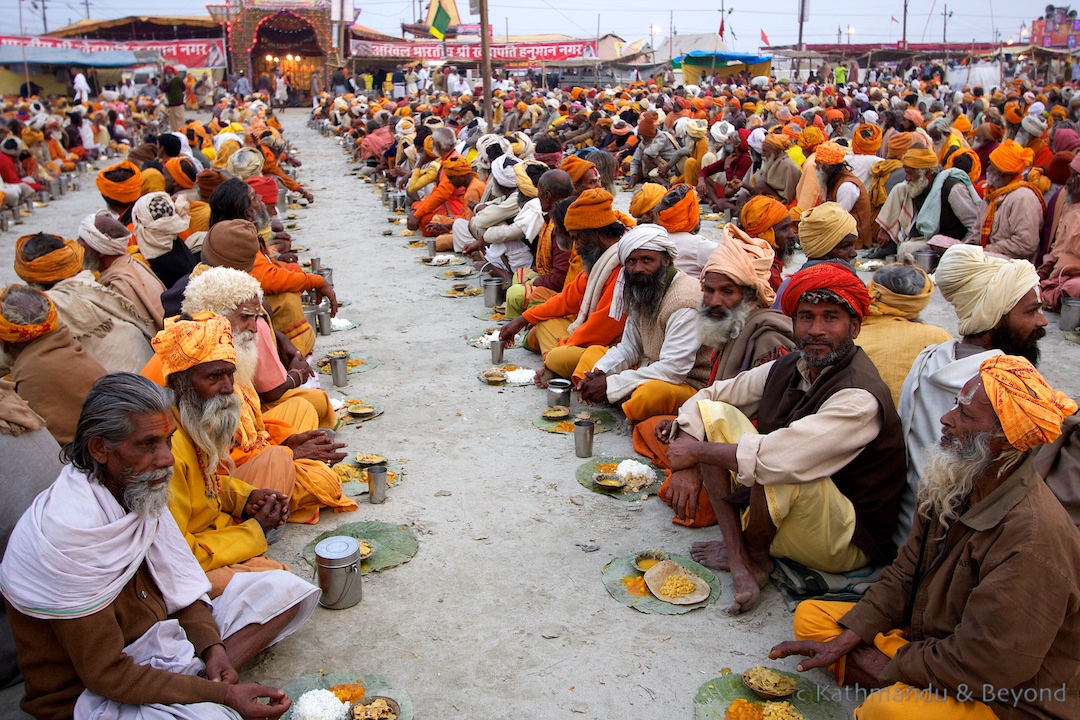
[83,0,90,19]
[479,0,492,128]
[942,4,952,63]
[901,0,908,47]
[668,10,673,67]
[18,0,31,97]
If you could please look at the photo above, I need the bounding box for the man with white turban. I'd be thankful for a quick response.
[894,244,1047,546]
[456,154,533,272]
[575,224,713,424]
[77,211,166,330]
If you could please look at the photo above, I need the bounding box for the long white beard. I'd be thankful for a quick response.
[233,330,259,388]
[907,173,930,196]
[917,431,1019,528]
[121,467,173,518]
[697,299,753,348]
[178,392,242,479]
[816,168,831,202]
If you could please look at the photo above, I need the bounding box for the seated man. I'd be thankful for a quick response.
[628,183,666,224]
[499,189,629,383]
[975,139,1044,260]
[771,357,1080,720]
[895,244,1045,546]
[504,169,574,318]
[855,263,953,406]
[814,141,875,249]
[0,373,318,720]
[633,223,796,527]
[659,264,907,614]
[14,232,154,374]
[773,202,859,309]
[654,184,718,278]
[748,132,802,205]
[0,285,106,446]
[576,225,712,423]
[427,156,486,251]
[406,127,460,233]
[77,211,167,330]
[738,196,797,292]
[95,159,142,224]
[456,155,531,273]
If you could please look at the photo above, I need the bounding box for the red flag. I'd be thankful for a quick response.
[760,28,770,46]
[719,18,725,39]
[890,15,899,23]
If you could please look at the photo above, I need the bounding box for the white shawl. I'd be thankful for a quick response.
[566,243,621,334]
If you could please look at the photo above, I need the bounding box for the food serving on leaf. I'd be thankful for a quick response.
[742,665,798,700]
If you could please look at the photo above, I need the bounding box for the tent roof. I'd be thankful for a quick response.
[46,16,218,38]
[653,33,730,60]
[674,50,772,66]
[0,44,139,66]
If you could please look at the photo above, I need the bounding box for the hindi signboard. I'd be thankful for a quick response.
[0,35,227,68]
[350,39,597,62]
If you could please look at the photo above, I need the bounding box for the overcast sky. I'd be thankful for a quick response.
[5,0,1035,51]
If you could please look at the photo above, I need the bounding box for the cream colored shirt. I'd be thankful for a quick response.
[675,358,882,487]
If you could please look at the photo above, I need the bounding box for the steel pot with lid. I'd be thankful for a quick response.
[313,536,363,609]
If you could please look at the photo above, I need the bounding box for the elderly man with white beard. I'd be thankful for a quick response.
[771,356,1080,720]
[0,372,317,720]
[575,225,713,424]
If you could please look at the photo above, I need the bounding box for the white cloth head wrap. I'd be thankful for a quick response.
[490,154,520,189]
[227,147,265,180]
[132,192,190,260]
[78,211,130,256]
[747,127,767,154]
[609,224,679,320]
[711,120,736,144]
[935,245,1040,335]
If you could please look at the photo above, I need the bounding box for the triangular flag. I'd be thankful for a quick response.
[890,15,899,23]
[430,0,451,40]
[719,17,725,39]
[760,29,770,46]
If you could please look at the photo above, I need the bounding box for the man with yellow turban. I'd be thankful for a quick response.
[0,284,106,446]
[655,263,906,614]
[628,182,666,223]
[895,243,1046,548]
[422,155,485,251]
[739,195,796,290]
[654,184,717,277]
[977,139,1045,260]
[499,189,629,383]
[774,356,1080,720]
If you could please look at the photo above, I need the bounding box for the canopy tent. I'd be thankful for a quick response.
[0,44,139,67]
[673,51,772,84]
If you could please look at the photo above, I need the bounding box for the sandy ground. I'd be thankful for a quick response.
[2,109,1079,719]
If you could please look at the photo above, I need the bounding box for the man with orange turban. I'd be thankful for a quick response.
[978,140,1044,260]
[0,284,106,446]
[852,124,882,156]
[628,112,686,187]
[740,195,796,289]
[654,184,717,277]
[628,182,666,223]
[813,141,875,249]
[498,188,630,383]
[95,159,142,223]
[654,262,906,615]
[560,155,601,195]
[774,356,1080,720]
[749,130,802,205]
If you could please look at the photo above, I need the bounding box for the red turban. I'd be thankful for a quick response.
[780,263,871,319]
[245,176,279,208]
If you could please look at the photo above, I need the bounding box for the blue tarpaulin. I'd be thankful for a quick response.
[673,51,773,66]
[0,45,140,67]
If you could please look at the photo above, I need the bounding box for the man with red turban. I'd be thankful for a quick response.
[977,139,1044,260]
[652,263,906,615]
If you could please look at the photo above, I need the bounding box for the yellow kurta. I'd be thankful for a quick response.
[854,315,953,407]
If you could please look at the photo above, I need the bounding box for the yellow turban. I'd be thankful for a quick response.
[564,189,617,231]
[561,155,596,183]
[867,264,934,318]
[212,139,240,169]
[703,224,777,306]
[628,183,666,218]
[979,355,1078,452]
[151,312,235,381]
[798,202,857,259]
[814,141,846,166]
[0,285,59,343]
[764,133,793,152]
[95,160,143,205]
[441,155,473,177]
[14,235,84,286]
[902,148,939,169]
[887,132,916,160]
[945,148,982,183]
[852,124,882,155]
[513,161,542,199]
[989,140,1034,175]
[798,126,825,153]
[952,114,972,136]
[140,168,166,195]
[657,185,700,234]
[740,196,789,250]
[935,244,1039,335]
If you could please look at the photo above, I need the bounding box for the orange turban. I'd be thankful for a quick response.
[96,160,142,205]
[989,140,1034,175]
[781,262,870,318]
[764,133,793,151]
[657,185,700,234]
[151,312,236,381]
[0,285,59,344]
[814,141,846,166]
[798,126,825,153]
[902,148,939,169]
[423,136,435,156]
[703,224,777,306]
[887,131,916,159]
[825,108,845,123]
[944,148,982,183]
[740,196,789,250]
[442,155,473,177]
[564,189,617,231]
[14,235,84,286]
[952,114,972,136]
[1003,102,1025,126]
[637,112,658,139]
[852,124,882,154]
[164,157,196,190]
[628,183,666,218]
[561,155,596,183]
[979,355,1078,452]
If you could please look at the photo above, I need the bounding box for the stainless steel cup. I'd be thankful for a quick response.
[914,249,938,273]
[302,303,317,331]
[574,420,595,458]
[309,256,322,272]
[330,356,348,386]
[426,239,437,257]
[368,466,387,504]
[1060,297,1080,331]
[483,278,503,307]
[276,188,287,214]
[0,213,10,232]
[316,307,333,336]
[490,339,505,364]
[547,378,572,407]
[37,191,49,204]
[884,255,897,265]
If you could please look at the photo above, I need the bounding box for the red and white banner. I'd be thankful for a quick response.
[350,39,597,62]
[0,35,227,68]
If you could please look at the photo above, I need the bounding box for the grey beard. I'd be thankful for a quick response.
[697,298,753,347]
[796,335,853,368]
[907,173,930,196]
[233,330,259,388]
[253,201,272,234]
[622,267,667,323]
[1014,129,1032,147]
[121,467,173,519]
[177,389,242,479]
[918,430,1013,528]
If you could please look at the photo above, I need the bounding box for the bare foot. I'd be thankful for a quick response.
[690,540,729,570]
[534,367,555,388]
[725,557,772,616]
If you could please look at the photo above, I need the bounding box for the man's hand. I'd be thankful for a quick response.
[425,221,450,235]
[666,467,703,522]
[500,316,529,344]
[769,629,863,673]
[223,683,291,719]
[461,239,485,258]
[244,489,289,531]
[654,419,675,443]
[284,430,347,464]
[576,370,607,405]
[626,174,639,189]
[314,283,338,317]
[406,213,421,231]
[666,435,706,471]
[202,644,238,684]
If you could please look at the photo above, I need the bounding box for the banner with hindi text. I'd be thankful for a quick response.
[350,39,597,63]
[0,35,227,68]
